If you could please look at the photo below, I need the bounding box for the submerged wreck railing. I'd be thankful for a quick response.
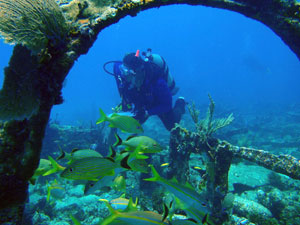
[169,124,300,224]
[0,0,299,224]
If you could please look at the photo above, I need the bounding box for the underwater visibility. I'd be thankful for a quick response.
[0,0,300,225]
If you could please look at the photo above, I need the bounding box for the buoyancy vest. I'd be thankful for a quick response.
[112,53,179,107]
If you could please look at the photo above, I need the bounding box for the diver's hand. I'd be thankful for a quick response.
[133,109,149,124]
[112,103,122,113]
[112,103,133,113]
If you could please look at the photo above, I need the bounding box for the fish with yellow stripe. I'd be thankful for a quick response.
[109,197,130,210]
[60,157,118,181]
[57,147,103,165]
[30,156,65,185]
[99,195,136,211]
[97,108,143,134]
[114,134,162,154]
[112,175,126,192]
[84,167,126,195]
[46,179,65,202]
[60,145,125,181]
[119,145,150,174]
[100,198,170,225]
[144,165,214,225]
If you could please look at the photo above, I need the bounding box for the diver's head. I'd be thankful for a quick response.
[121,52,145,89]
[123,52,144,70]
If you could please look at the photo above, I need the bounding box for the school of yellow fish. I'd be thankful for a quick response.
[32,108,216,225]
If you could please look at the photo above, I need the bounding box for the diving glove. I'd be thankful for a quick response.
[112,103,132,113]
[112,104,122,113]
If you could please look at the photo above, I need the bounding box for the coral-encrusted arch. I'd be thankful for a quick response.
[0,0,299,223]
[89,0,300,61]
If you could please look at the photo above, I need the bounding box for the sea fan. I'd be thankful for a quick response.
[0,0,70,53]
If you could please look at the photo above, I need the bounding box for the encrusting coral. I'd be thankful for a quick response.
[189,94,234,137]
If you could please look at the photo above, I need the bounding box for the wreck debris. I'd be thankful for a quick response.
[169,125,300,223]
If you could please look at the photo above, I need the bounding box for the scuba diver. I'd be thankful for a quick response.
[103,48,186,131]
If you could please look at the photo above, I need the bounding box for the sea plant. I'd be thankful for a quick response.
[189,94,234,138]
[0,0,70,53]
[187,101,200,124]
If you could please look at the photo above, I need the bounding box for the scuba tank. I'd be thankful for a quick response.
[142,48,179,96]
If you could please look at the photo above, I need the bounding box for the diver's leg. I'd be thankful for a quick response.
[158,110,176,131]
[173,97,186,122]
[158,97,186,131]
[133,110,149,125]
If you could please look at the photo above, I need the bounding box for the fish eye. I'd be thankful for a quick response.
[90,183,94,187]
[69,168,73,172]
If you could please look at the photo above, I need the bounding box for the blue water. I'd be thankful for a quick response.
[1,5,300,224]
[1,5,300,125]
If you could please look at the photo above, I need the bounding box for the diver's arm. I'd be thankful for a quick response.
[121,99,133,112]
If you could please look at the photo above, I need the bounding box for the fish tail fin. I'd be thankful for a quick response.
[167,200,175,222]
[131,145,149,160]
[99,200,120,225]
[29,177,36,185]
[113,133,122,147]
[107,145,116,159]
[202,213,209,224]
[70,214,82,225]
[96,108,108,124]
[56,146,66,161]
[162,203,169,222]
[133,197,138,207]
[120,154,132,170]
[144,165,162,182]
[46,189,51,202]
[46,181,51,202]
[43,156,65,176]
[123,197,138,212]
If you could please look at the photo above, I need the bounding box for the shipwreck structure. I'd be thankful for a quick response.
[0,0,299,224]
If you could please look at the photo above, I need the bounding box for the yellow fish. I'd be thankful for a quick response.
[96,108,143,134]
[99,196,138,211]
[60,157,118,181]
[109,197,129,210]
[145,165,213,224]
[46,179,64,202]
[30,156,65,185]
[101,200,170,225]
[161,163,169,167]
[112,175,126,192]
[70,215,82,225]
[119,146,150,173]
[56,147,103,165]
[114,134,162,153]
[193,166,202,170]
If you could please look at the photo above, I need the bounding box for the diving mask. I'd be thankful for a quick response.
[119,64,136,78]
[119,64,145,89]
